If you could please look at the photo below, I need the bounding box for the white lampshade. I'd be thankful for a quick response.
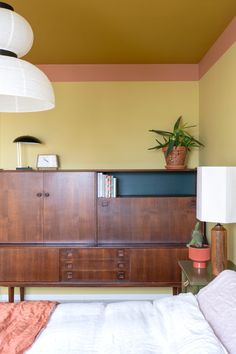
[0,55,55,112]
[0,3,55,112]
[197,166,236,223]
[0,7,33,57]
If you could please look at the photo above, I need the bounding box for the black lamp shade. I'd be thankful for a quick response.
[0,2,14,11]
[13,135,42,144]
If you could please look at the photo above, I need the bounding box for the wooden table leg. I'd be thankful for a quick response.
[8,287,14,303]
[172,286,181,295]
[20,287,25,301]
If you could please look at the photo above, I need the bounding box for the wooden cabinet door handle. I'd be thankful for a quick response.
[190,199,196,208]
[66,251,73,258]
[101,200,109,207]
[36,192,43,197]
[44,192,50,197]
[117,271,125,280]
[117,249,125,257]
[65,262,73,269]
[117,262,125,269]
[66,272,73,279]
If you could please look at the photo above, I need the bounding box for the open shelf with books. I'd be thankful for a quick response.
[97,169,196,198]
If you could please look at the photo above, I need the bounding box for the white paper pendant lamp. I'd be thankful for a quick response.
[0,2,55,112]
[0,4,33,57]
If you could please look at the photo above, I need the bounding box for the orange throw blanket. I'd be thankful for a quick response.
[0,301,57,354]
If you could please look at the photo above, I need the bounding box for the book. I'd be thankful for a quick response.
[97,173,118,198]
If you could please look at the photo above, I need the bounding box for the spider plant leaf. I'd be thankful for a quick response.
[149,129,173,137]
[155,138,165,145]
[189,136,204,146]
[184,124,197,129]
[163,136,169,144]
[166,138,175,156]
[148,145,163,150]
[173,116,182,130]
[174,131,180,145]
[194,139,204,146]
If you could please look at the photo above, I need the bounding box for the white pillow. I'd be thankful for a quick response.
[197,270,236,353]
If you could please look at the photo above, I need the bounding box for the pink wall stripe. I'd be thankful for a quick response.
[37,64,199,82]
[37,16,236,82]
[199,17,236,78]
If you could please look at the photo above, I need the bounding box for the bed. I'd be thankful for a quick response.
[0,270,235,354]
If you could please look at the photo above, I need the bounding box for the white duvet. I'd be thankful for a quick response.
[26,293,227,354]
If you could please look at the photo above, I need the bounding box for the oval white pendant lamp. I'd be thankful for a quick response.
[0,2,55,112]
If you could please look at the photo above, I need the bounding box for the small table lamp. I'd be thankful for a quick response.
[13,135,42,169]
[197,166,236,276]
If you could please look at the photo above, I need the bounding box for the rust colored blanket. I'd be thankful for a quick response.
[0,301,57,354]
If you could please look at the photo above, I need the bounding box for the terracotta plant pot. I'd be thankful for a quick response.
[162,146,187,170]
[188,245,210,269]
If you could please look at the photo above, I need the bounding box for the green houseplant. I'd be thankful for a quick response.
[187,222,210,269]
[148,116,204,169]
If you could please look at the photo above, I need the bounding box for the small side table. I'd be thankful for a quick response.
[178,260,236,295]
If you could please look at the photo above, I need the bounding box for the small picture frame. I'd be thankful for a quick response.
[36,154,59,170]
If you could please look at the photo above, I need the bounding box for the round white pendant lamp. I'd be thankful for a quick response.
[0,2,55,112]
[0,2,33,57]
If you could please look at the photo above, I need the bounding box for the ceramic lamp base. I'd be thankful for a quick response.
[211,224,227,276]
[193,261,207,269]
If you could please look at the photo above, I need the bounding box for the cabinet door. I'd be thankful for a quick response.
[0,247,59,282]
[0,172,43,243]
[130,248,188,284]
[98,197,197,244]
[43,172,96,243]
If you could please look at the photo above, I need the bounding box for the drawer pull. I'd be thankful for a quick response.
[65,262,73,269]
[66,272,73,279]
[189,199,196,208]
[101,200,109,207]
[117,271,125,280]
[36,192,42,197]
[65,251,73,258]
[117,249,125,257]
[117,262,125,269]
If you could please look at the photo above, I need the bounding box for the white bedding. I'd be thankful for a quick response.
[26,293,227,354]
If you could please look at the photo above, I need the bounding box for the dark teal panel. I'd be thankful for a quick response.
[107,171,196,196]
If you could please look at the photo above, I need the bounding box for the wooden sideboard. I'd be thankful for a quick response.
[0,169,199,301]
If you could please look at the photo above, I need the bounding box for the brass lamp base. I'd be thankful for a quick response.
[211,223,227,276]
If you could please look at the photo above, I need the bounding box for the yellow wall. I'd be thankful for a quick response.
[0,286,172,298]
[199,42,236,263]
[0,82,199,170]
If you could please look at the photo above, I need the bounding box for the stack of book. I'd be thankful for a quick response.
[97,173,117,198]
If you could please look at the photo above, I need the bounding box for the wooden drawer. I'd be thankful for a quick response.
[61,270,128,282]
[60,248,129,260]
[60,248,130,282]
[60,259,129,271]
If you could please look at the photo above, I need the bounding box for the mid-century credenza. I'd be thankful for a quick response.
[0,169,199,301]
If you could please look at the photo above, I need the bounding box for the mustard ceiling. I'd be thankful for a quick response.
[8,0,236,64]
